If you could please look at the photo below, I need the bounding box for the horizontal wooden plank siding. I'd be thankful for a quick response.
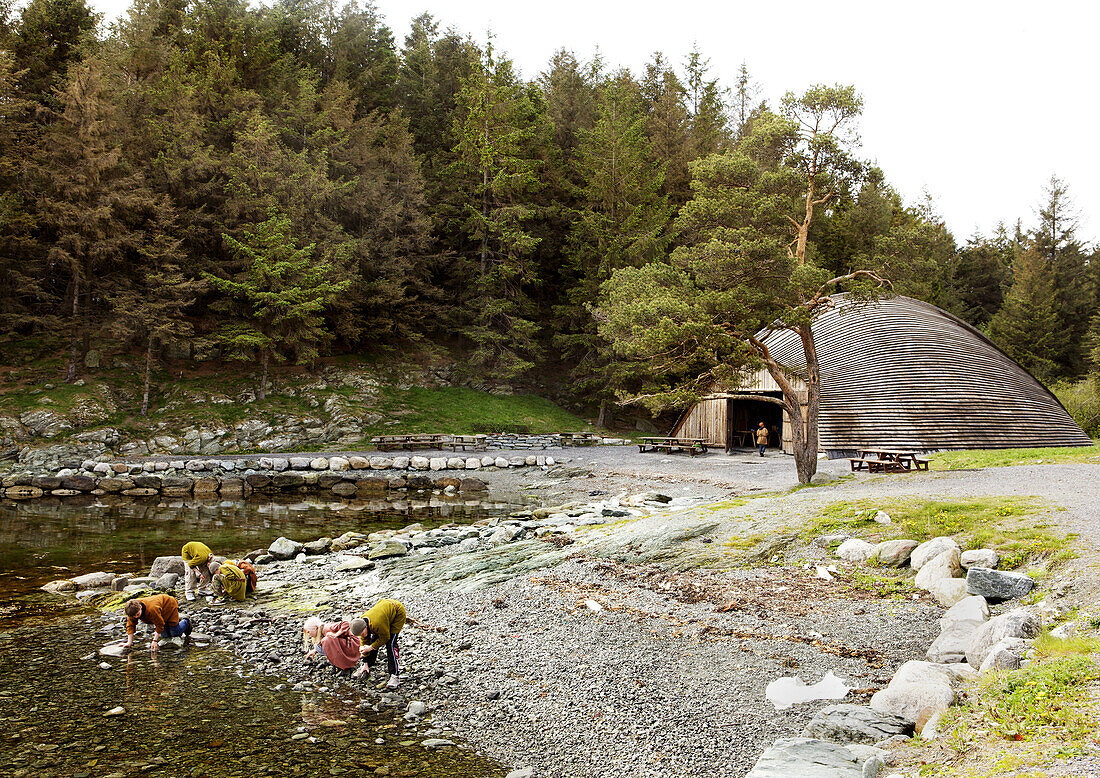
[755,295,1091,451]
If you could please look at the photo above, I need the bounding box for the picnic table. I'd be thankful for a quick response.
[637,436,709,456]
[443,434,488,452]
[849,448,929,473]
[371,433,452,451]
[560,432,601,447]
[733,429,756,447]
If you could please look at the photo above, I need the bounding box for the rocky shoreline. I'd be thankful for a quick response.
[39,471,1086,778]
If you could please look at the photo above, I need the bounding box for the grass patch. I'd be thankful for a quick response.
[977,655,1099,742]
[803,497,1072,571]
[906,651,1100,776]
[361,386,589,437]
[932,443,1100,470]
[844,568,914,599]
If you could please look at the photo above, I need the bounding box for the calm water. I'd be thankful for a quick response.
[0,493,529,777]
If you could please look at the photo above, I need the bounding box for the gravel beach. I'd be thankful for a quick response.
[90,449,1100,777]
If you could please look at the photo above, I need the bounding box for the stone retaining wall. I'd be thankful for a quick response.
[1,468,496,501]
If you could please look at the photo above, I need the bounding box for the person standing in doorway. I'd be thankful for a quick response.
[755,421,769,457]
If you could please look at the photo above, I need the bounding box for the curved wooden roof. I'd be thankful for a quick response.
[758,294,1091,451]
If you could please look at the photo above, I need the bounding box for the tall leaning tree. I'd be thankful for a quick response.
[600,85,886,484]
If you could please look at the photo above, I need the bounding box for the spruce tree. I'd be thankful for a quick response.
[988,247,1060,382]
[205,211,352,399]
[444,41,550,379]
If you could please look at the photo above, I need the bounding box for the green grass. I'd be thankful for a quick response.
[932,443,1100,470]
[977,654,1099,742]
[803,497,1072,570]
[359,386,589,438]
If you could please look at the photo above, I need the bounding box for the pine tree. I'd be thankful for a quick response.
[9,0,96,103]
[683,45,729,158]
[36,59,172,382]
[988,247,1060,382]
[204,211,352,398]
[641,53,692,205]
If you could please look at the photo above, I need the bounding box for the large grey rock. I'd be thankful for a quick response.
[155,573,179,590]
[965,567,1034,602]
[978,637,1031,672]
[744,737,885,778]
[965,608,1041,668]
[150,556,187,577]
[914,548,961,591]
[42,579,77,593]
[335,556,374,572]
[410,456,430,470]
[368,540,408,560]
[889,661,974,688]
[926,595,989,663]
[800,704,914,745]
[303,538,332,555]
[929,577,969,607]
[71,571,115,589]
[870,682,954,725]
[836,538,875,563]
[269,537,304,560]
[960,549,999,569]
[288,457,311,469]
[870,539,918,567]
[911,537,961,571]
[328,456,350,471]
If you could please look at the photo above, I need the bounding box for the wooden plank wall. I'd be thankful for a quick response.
[671,397,728,447]
[758,295,1092,451]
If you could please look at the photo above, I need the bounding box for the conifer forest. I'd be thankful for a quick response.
[2,0,1098,426]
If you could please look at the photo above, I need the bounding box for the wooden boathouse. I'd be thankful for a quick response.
[669,295,1092,456]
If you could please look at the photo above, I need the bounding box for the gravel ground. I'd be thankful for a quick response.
[100,450,1100,776]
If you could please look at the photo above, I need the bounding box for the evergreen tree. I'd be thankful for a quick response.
[108,262,201,415]
[204,211,352,398]
[601,86,878,483]
[1031,176,1092,377]
[36,59,173,382]
[538,49,600,167]
[641,53,692,205]
[443,41,550,379]
[9,0,96,103]
[559,73,672,423]
[950,227,1012,327]
[683,44,729,158]
[988,246,1060,382]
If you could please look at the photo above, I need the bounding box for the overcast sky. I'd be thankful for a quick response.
[90,0,1099,245]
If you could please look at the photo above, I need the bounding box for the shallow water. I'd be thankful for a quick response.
[0,493,527,777]
[0,493,526,607]
[0,615,503,777]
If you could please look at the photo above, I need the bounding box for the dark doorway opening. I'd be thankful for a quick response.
[726,399,783,453]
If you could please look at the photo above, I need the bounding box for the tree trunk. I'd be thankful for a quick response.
[596,399,610,429]
[141,332,153,416]
[258,349,269,401]
[65,272,81,383]
[798,322,821,482]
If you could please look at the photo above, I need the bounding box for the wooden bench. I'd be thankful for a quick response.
[638,437,709,456]
[443,434,488,452]
[371,433,451,451]
[849,457,906,474]
[850,449,929,473]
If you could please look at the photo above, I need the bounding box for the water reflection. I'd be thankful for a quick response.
[0,493,527,595]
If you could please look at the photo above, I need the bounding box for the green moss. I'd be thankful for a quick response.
[803,497,1071,571]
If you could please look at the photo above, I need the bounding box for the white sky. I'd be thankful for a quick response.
[89,0,1100,245]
